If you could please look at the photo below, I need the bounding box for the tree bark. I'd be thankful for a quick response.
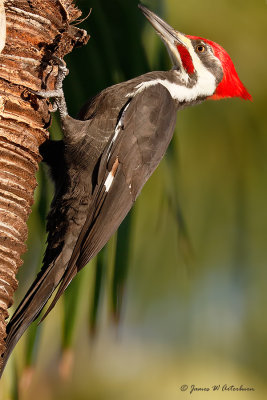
[0,0,88,360]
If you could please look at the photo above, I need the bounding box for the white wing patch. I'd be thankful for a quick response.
[104,157,119,192]
[107,102,130,162]
[104,172,114,192]
[104,102,131,193]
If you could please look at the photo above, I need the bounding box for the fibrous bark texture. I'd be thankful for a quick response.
[0,0,88,359]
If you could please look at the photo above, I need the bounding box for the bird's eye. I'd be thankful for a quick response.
[196,45,206,53]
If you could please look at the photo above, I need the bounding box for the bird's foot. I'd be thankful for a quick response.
[32,56,69,119]
[51,56,69,91]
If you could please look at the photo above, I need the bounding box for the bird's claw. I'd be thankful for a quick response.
[30,88,64,99]
[51,55,69,78]
[28,56,69,118]
[51,55,66,67]
[49,102,59,113]
[27,88,59,113]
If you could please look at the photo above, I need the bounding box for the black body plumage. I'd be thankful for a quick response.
[2,75,180,369]
[1,3,239,374]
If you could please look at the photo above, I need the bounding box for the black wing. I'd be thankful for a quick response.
[43,83,177,314]
[2,84,176,371]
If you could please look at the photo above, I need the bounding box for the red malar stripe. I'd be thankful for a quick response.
[177,44,194,74]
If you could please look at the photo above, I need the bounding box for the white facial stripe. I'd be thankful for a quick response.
[184,37,209,74]
[127,34,217,102]
[177,33,192,48]
[128,70,216,103]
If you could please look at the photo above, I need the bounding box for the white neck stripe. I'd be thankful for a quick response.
[127,70,216,103]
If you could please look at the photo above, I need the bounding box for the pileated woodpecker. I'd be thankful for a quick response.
[1,4,251,372]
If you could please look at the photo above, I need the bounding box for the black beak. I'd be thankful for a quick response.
[138,4,191,68]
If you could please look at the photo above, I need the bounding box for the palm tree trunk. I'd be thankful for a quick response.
[0,0,88,361]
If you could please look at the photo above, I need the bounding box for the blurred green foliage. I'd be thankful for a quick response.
[1,0,267,399]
